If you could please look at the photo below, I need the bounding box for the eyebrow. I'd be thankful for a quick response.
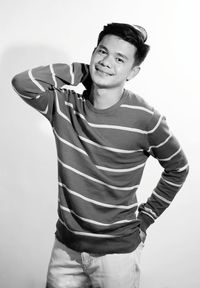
[116,52,128,60]
[98,45,129,60]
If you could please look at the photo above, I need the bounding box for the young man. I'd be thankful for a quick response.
[12,23,189,288]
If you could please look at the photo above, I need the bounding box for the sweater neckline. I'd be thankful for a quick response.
[84,89,128,114]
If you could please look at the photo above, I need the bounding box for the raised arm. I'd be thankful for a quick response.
[12,63,90,96]
[12,63,90,121]
[138,109,189,233]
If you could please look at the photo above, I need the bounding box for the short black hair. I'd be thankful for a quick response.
[97,23,150,66]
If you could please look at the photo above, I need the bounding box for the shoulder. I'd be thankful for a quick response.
[122,89,156,118]
[122,90,165,133]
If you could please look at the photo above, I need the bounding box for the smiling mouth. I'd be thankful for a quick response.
[95,66,113,76]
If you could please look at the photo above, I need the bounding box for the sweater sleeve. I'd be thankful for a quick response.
[138,109,189,233]
[12,62,90,122]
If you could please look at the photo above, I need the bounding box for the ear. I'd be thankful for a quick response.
[126,66,140,81]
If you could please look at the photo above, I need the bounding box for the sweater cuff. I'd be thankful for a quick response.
[138,212,154,233]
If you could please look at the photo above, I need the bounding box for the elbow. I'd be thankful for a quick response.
[11,73,26,95]
[11,75,20,91]
[12,74,20,92]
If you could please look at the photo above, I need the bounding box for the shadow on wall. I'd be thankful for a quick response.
[0,45,69,288]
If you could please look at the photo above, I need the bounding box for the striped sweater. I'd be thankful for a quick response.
[12,63,189,254]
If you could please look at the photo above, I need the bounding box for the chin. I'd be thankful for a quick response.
[91,74,113,88]
[92,78,113,88]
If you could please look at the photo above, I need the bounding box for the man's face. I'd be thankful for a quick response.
[89,34,139,89]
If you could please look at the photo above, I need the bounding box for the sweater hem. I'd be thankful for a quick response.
[55,220,141,254]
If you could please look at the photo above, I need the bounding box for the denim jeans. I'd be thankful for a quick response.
[46,238,144,288]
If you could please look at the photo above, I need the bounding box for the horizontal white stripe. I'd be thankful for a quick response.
[65,101,74,108]
[147,115,163,134]
[28,69,45,92]
[96,162,145,173]
[120,104,154,115]
[60,204,135,226]
[54,128,142,174]
[55,90,71,123]
[59,182,138,210]
[58,218,116,238]
[152,190,171,204]
[64,101,162,134]
[148,133,172,151]
[20,94,33,99]
[87,123,148,133]
[142,206,157,218]
[50,64,58,88]
[69,64,75,85]
[53,128,88,156]
[12,87,33,99]
[177,163,189,172]
[74,110,86,121]
[79,136,143,154]
[161,177,183,187]
[14,85,47,114]
[58,158,139,191]
[38,104,49,115]
[79,115,162,135]
[157,147,181,161]
[140,211,155,221]
[88,114,162,134]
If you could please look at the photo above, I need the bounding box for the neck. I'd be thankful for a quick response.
[89,85,124,109]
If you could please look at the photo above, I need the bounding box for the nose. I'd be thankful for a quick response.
[99,54,112,68]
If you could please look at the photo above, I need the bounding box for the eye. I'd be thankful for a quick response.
[97,48,107,55]
[116,57,124,63]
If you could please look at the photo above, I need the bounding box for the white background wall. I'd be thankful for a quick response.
[0,0,199,287]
